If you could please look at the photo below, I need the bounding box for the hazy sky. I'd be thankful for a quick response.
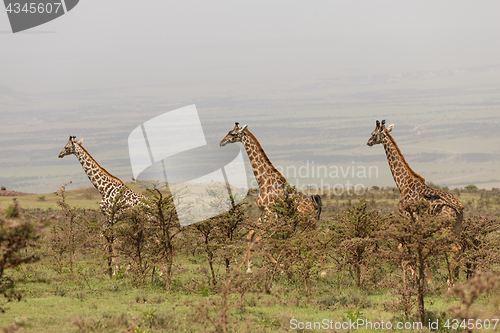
[2,1,499,93]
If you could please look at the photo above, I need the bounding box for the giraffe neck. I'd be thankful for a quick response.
[242,131,287,192]
[74,143,124,196]
[381,131,425,196]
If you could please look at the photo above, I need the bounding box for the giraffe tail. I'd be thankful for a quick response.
[425,192,464,212]
[440,195,465,212]
[447,200,465,212]
[311,194,322,220]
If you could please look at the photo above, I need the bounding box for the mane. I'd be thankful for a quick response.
[245,130,288,184]
[76,142,124,185]
[385,129,426,183]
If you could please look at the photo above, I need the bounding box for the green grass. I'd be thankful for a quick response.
[0,187,100,210]
[0,257,467,333]
[3,184,500,220]
[0,187,499,332]
[4,256,497,333]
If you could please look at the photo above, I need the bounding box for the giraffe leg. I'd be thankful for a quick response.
[246,230,256,274]
[425,263,433,286]
[446,276,453,290]
[247,224,281,274]
[112,258,118,276]
[263,249,278,265]
[439,207,463,289]
[320,256,326,277]
[399,244,414,290]
[401,260,408,289]
[447,243,462,289]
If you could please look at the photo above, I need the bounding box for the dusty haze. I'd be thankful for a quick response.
[1,1,499,193]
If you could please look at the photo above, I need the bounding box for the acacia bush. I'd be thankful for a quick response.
[141,188,183,289]
[47,183,101,278]
[375,201,457,323]
[254,185,322,298]
[325,198,383,289]
[458,215,500,279]
[448,271,500,331]
[6,186,500,331]
[191,186,247,286]
[0,201,42,312]
[114,206,153,286]
[110,188,183,289]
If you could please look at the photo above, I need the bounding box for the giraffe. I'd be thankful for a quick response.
[367,120,464,287]
[58,136,148,276]
[220,123,324,275]
[58,136,147,214]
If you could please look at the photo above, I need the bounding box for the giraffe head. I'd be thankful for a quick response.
[58,136,83,158]
[367,120,394,146]
[220,122,248,147]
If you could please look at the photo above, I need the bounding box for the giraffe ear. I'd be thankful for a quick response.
[387,124,394,132]
[78,139,84,144]
[240,124,248,133]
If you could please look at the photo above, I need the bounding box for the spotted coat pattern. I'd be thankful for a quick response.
[220,123,324,275]
[367,120,464,230]
[367,120,464,288]
[58,136,147,215]
[220,123,319,221]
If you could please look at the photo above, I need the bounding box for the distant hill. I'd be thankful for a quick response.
[0,189,31,196]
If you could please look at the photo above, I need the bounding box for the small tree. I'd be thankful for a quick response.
[192,243,259,333]
[193,219,219,285]
[101,187,133,278]
[448,271,500,332]
[376,201,457,323]
[49,182,88,279]
[257,185,320,299]
[465,184,478,192]
[327,198,382,289]
[115,206,152,286]
[193,193,246,285]
[141,189,182,290]
[458,215,500,279]
[0,202,42,312]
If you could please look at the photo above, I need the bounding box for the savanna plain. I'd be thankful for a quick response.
[0,182,499,333]
[1,64,500,333]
